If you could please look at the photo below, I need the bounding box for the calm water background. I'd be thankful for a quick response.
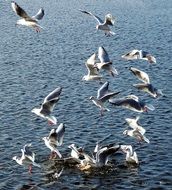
[0,0,172,189]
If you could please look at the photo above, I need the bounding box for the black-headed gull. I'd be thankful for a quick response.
[79,10,115,36]
[31,87,62,125]
[129,67,150,84]
[82,53,102,81]
[109,95,155,113]
[122,49,156,64]
[95,46,118,77]
[123,118,150,144]
[11,1,44,32]
[12,144,40,173]
[90,81,120,115]
[42,123,65,159]
[121,145,139,164]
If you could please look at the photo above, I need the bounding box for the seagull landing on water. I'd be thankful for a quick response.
[42,123,65,159]
[12,144,41,174]
[121,145,139,165]
[109,95,155,113]
[11,1,44,32]
[121,49,156,64]
[82,53,102,81]
[95,46,118,77]
[90,81,120,116]
[79,10,115,36]
[31,87,62,125]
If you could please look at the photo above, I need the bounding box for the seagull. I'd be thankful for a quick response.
[122,49,156,64]
[133,83,160,98]
[78,145,121,170]
[42,123,65,159]
[123,120,150,144]
[79,10,115,36]
[95,46,118,77]
[12,144,41,173]
[109,95,155,113]
[125,116,146,135]
[89,81,120,115]
[82,53,102,81]
[11,1,44,32]
[31,87,62,125]
[129,67,150,84]
[121,145,139,164]
[68,144,85,161]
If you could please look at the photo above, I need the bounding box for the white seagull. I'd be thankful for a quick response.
[133,83,160,98]
[42,123,65,159]
[82,53,102,81]
[79,10,115,36]
[95,46,118,77]
[109,95,155,113]
[90,81,120,116]
[129,67,161,98]
[129,67,150,84]
[122,49,156,64]
[78,145,120,170]
[11,1,44,32]
[123,119,150,144]
[121,145,139,164]
[31,87,62,125]
[12,144,41,173]
[125,116,146,135]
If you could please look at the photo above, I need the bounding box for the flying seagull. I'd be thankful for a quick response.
[95,46,118,77]
[11,1,44,32]
[31,87,62,125]
[12,144,41,174]
[129,67,161,98]
[42,123,65,159]
[129,67,150,84]
[122,49,156,64]
[90,81,120,116]
[79,10,115,36]
[125,116,146,135]
[82,53,102,81]
[109,95,155,113]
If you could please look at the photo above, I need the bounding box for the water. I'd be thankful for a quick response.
[0,0,172,189]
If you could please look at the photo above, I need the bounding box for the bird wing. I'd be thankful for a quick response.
[22,144,35,162]
[55,123,65,146]
[32,8,44,20]
[98,46,110,63]
[97,81,109,99]
[48,123,65,146]
[129,67,150,84]
[104,14,115,25]
[79,9,104,24]
[100,91,120,102]
[85,53,99,75]
[11,1,32,20]
[43,87,62,103]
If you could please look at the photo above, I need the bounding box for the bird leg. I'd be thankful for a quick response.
[28,164,32,174]
[48,120,55,126]
[35,27,40,33]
